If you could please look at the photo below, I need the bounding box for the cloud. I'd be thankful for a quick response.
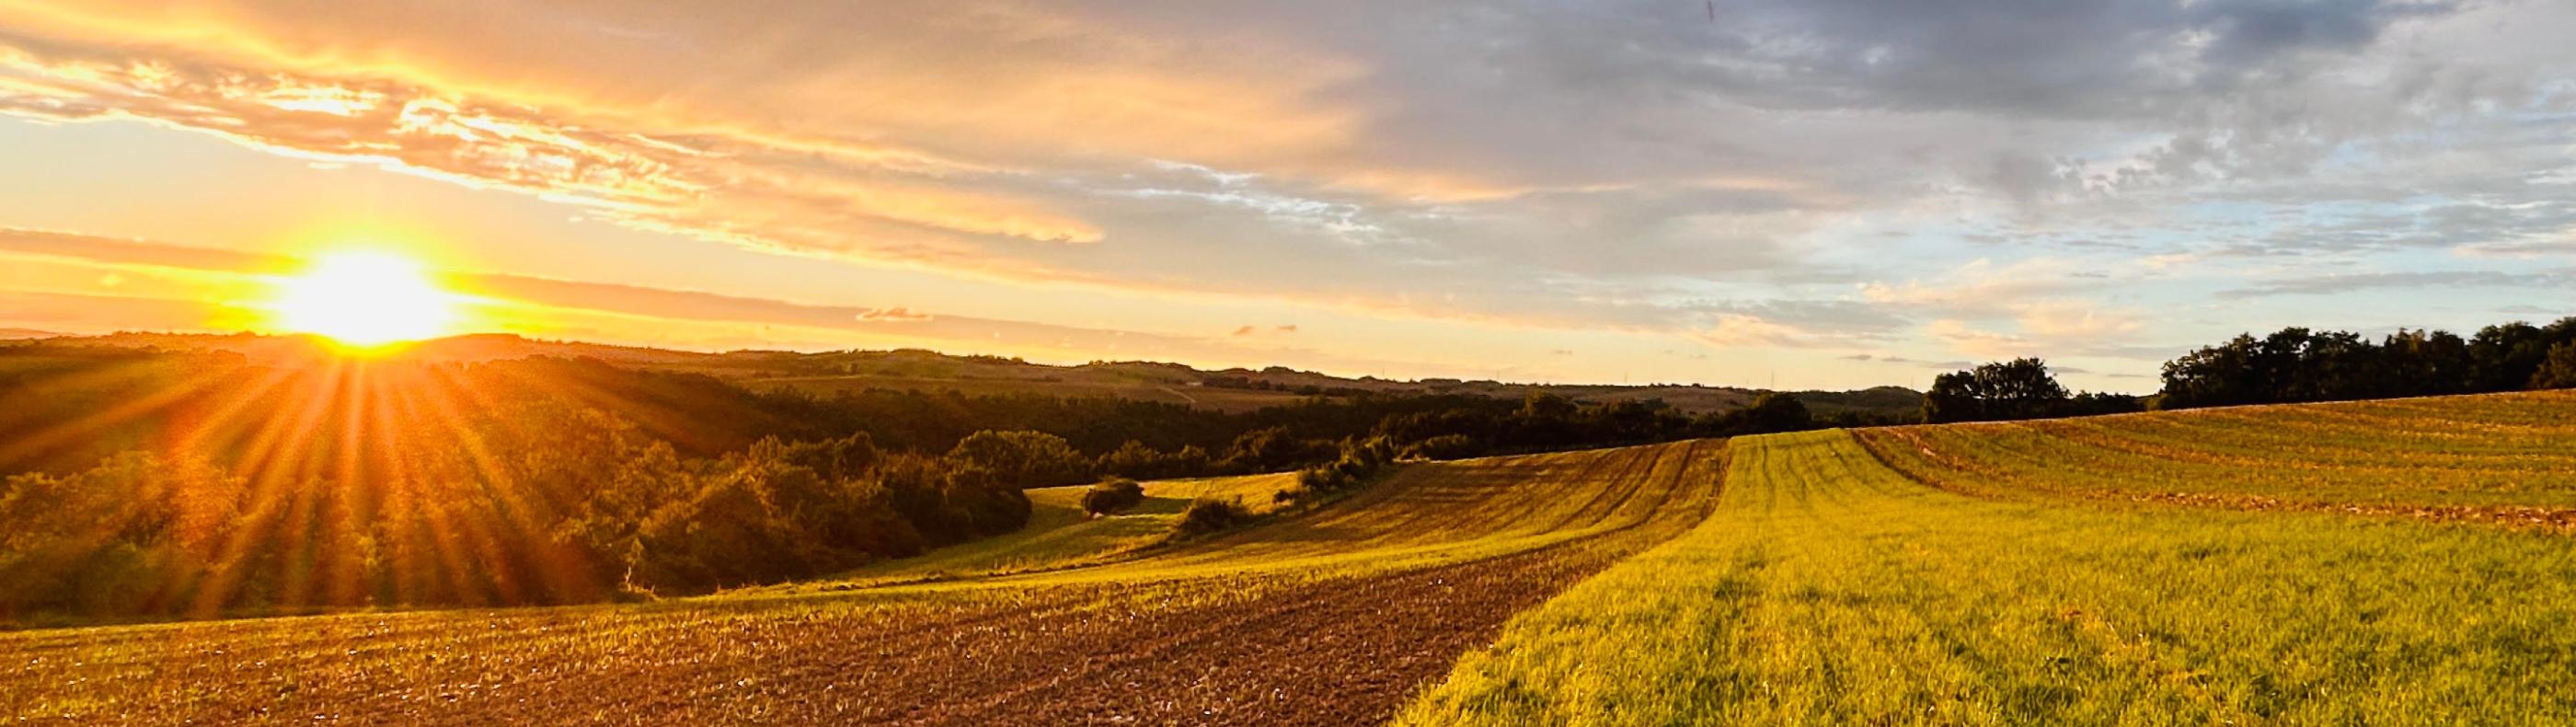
[1926,319,2041,360]
[857,307,933,322]
[0,0,2569,379]
[2016,301,2145,339]
[1691,314,1836,349]
[2217,270,2576,299]
[1840,352,1975,370]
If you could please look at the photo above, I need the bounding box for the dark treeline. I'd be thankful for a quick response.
[2158,320,2576,409]
[0,346,1895,622]
[1924,316,2576,423]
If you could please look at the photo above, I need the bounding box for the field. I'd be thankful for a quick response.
[1856,390,2576,520]
[0,441,1721,724]
[823,473,1299,584]
[12,392,2576,724]
[1403,422,2576,723]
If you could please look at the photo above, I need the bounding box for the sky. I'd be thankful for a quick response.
[0,0,2570,392]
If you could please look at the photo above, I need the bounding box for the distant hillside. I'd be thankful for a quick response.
[0,329,61,340]
[39,332,1922,418]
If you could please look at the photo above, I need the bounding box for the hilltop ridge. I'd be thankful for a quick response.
[17,331,1921,416]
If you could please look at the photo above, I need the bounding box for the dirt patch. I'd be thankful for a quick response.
[576,539,1637,725]
[4,534,1652,726]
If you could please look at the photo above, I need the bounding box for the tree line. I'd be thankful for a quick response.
[1924,316,2576,423]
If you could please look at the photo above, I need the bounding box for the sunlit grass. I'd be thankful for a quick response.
[822,473,1300,583]
[1400,429,2576,724]
[763,441,1720,594]
[1856,389,2576,513]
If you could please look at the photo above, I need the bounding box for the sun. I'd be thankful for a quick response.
[270,250,457,348]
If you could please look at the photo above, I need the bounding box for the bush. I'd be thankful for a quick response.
[1403,433,1482,461]
[1080,478,1147,516]
[1176,497,1251,537]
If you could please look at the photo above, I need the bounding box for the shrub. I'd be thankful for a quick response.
[1080,478,1147,516]
[1176,497,1251,537]
[1404,434,1481,461]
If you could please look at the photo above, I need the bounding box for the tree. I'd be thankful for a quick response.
[2534,340,2576,389]
[1925,358,2071,423]
[2470,322,2555,392]
[945,431,1091,489]
[2160,334,2265,409]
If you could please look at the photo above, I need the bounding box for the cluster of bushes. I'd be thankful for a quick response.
[1175,498,1252,537]
[1291,437,1399,501]
[1079,479,1146,517]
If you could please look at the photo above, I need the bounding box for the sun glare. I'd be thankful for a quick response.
[271,250,457,348]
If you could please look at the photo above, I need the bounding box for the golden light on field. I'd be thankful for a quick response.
[270,250,457,347]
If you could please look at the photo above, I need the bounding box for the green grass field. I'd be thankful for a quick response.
[1857,390,2576,514]
[1402,427,2576,724]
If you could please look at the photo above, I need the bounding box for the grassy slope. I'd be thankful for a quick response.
[827,473,1297,583]
[773,439,1724,594]
[1403,426,2576,724]
[1855,389,2576,513]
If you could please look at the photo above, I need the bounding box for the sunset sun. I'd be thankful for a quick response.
[271,250,456,347]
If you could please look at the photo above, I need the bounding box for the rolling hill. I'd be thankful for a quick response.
[21,331,1923,417]
[13,390,2576,723]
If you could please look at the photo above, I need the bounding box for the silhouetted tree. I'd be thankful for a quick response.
[1925,358,2071,423]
